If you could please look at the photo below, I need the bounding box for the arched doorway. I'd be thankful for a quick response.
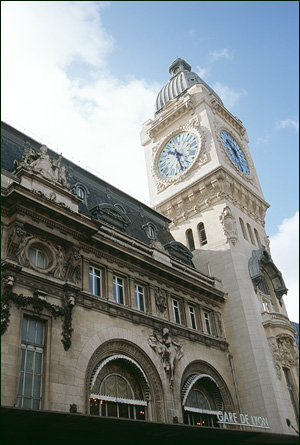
[89,355,148,420]
[181,361,235,428]
[85,340,165,422]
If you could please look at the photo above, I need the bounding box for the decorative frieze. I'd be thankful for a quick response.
[1,277,75,350]
[157,168,268,228]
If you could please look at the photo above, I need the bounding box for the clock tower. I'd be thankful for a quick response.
[141,59,299,433]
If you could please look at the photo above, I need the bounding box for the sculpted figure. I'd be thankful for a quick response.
[148,328,183,387]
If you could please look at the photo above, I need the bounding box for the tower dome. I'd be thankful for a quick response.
[155,58,223,114]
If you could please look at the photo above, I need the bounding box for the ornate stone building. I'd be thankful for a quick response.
[1,59,298,444]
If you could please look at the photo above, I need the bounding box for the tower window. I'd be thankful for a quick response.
[239,218,248,240]
[247,223,255,245]
[198,223,207,246]
[186,229,195,251]
[254,228,261,247]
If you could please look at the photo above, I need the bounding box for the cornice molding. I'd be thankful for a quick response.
[156,167,269,227]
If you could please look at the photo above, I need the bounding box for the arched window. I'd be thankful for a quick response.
[182,375,223,427]
[186,229,195,251]
[239,218,248,240]
[89,356,149,420]
[254,228,261,247]
[247,223,255,245]
[76,187,85,200]
[198,223,207,246]
[73,183,89,204]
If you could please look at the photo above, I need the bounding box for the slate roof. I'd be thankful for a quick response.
[1,121,175,249]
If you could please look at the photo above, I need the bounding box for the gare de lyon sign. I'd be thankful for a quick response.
[217,411,270,429]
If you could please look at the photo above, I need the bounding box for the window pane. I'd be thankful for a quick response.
[119,403,129,419]
[24,373,33,397]
[117,377,128,398]
[22,318,28,342]
[18,373,24,395]
[27,319,36,344]
[23,398,31,409]
[25,350,34,373]
[37,251,45,268]
[35,322,44,346]
[33,375,41,398]
[107,402,117,417]
[32,399,40,410]
[29,248,36,265]
[20,349,26,371]
[35,352,43,374]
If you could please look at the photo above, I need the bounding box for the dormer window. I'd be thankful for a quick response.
[77,187,85,200]
[142,222,157,240]
[73,183,89,204]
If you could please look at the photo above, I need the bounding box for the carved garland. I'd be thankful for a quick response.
[1,281,75,351]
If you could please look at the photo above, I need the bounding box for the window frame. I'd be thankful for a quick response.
[198,223,207,246]
[203,311,212,335]
[186,229,195,251]
[135,284,146,312]
[89,266,102,297]
[188,305,197,330]
[28,246,46,269]
[16,316,45,410]
[172,299,181,324]
[113,275,125,305]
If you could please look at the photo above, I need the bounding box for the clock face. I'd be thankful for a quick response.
[220,130,250,175]
[157,131,199,179]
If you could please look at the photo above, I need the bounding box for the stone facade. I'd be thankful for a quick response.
[1,58,299,437]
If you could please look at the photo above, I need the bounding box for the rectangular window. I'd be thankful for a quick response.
[172,299,181,324]
[89,267,102,297]
[113,276,124,305]
[188,306,197,329]
[16,317,45,410]
[204,311,212,335]
[283,368,299,423]
[135,285,145,312]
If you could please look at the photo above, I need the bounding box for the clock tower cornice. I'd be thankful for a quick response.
[211,98,248,141]
[147,94,195,140]
[155,166,269,228]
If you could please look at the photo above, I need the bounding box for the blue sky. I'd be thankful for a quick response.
[1,1,298,321]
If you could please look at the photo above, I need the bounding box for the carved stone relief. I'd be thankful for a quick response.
[219,206,238,246]
[148,327,184,388]
[154,288,167,314]
[268,335,299,379]
[14,145,70,189]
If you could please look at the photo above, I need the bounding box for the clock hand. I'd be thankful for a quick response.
[175,152,184,170]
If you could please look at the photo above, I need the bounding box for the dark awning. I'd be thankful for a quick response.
[1,406,298,445]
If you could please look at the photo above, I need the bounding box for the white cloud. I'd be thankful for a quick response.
[212,48,234,61]
[269,212,299,323]
[212,82,247,109]
[1,1,160,204]
[277,118,299,131]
